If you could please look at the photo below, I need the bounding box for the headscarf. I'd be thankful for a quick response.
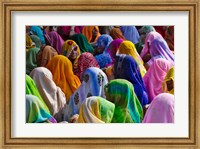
[139,26,155,44]
[142,93,174,123]
[114,55,149,107]
[30,34,42,48]
[26,47,40,74]
[95,34,113,52]
[74,52,100,79]
[26,74,50,114]
[70,34,94,53]
[109,28,125,40]
[78,96,115,123]
[120,26,140,44]
[45,55,81,101]
[36,45,58,67]
[118,41,146,77]
[140,31,163,59]
[26,95,57,123]
[104,79,143,123]
[162,66,174,94]
[29,26,46,45]
[143,58,173,102]
[30,67,66,122]
[45,31,64,54]
[26,34,35,51]
[64,67,108,121]
[82,26,101,43]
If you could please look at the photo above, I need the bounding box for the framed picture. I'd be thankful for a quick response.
[1,0,199,148]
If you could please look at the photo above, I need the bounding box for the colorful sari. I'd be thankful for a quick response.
[26,74,50,114]
[30,67,66,122]
[30,34,42,48]
[78,96,115,123]
[120,26,140,44]
[143,58,173,102]
[26,95,57,123]
[64,67,108,121]
[118,41,146,77]
[74,52,100,79]
[45,55,81,101]
[26,34,35,51]
[110,28,125,40]
[36,45,58,67]
[114,55,149,107]
[29,26,46,45]
[162,66,174,94]
[70,34,94,53]
[82,26,101,43]
[44,31,64,54]
[104,79,143,123]
[142,93,174,123]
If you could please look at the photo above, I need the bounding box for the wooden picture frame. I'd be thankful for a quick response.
[0,0,199,148]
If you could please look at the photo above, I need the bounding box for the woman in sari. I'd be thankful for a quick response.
[26,95,57,123]
[143,58,173,102]
[162,66,174,95]
[30,34,42,48]
[114,54,149,108]
[74,52,100,79]
[109,28,125,40]
[26,34,36,51]
[36,45,58,67]
[120,26,140,44]
[44,31,64,54]
[118,40,146,77]
[82,26,101,46]
[30,67,66,122]
[70,34,94,53]
[78,96,115,123]
[45,55,81,101]
[62,40,81,71]
[64,67,108,121]
[29,26,46,45]
[104,79,143,123]
[142,93,174,123]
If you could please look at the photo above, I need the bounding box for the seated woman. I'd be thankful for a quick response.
[30,34,42,48]
[26,95,57,123]
[120,26,140,44]
[64,67,108,121]
[74,52,100,79]
[143,58,173,102]
[29,26,46,45]
[109,27,125,40]
[142,93,174,123]
[104,79,143,123]
[82,26,101,47]
[36,45,58,67]
[30,67,66,122]
[78,96,115,123]
[26,34,36,51]
[70,34,94,53]
[62,40,81,71]
[162,66,174,95]
[45,55,81,101]
[117,40,146,77]
[114,54,149,108]
[44,31,64,54]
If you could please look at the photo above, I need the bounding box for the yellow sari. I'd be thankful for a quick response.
[162,67,174,94]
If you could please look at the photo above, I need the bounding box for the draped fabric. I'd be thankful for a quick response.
[26,95,57,123]
[142,93,174,123]
[30,67,66,122]
[74,52,100,79]
[26,74,50,114]
[45,31,64,54]
[26,47,40,74]
[162,66,174,94]
[26,34,35,51]
[110,28,125,40]
[36,45,58,67]
[104,79,143,123]
[82,26,101,43]
[95,34,113,52]
[114,55,149,107]
[78,96,115,123]
[70,34,94,53]
[118,41,146,77]
[120,26,140,44]
[30,34,42,48]
[45,55,81,101]
[64,67,108,121]
[29,26,46,45]
[143,58,173,102]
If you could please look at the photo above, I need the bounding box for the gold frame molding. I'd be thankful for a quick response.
[0,0,199,148]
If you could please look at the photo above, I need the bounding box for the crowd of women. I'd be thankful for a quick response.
[26,25,174,123]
